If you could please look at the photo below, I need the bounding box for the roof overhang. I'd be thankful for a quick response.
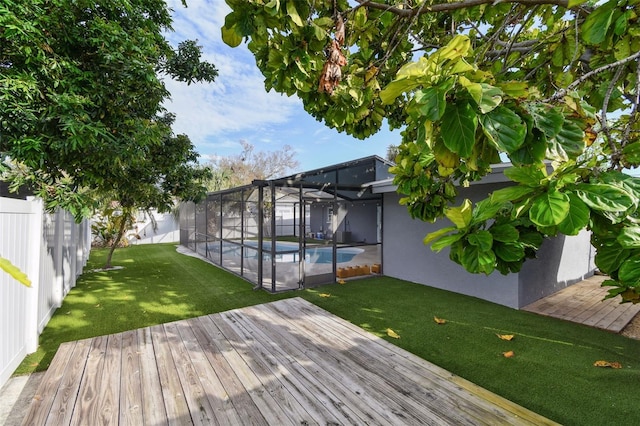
[370,162,517,194]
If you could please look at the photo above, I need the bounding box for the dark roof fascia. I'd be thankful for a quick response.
[206,183,256,197]
[269,155,393,187]
[208,156,394,197]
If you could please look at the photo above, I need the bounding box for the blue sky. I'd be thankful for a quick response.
[163,0,398,173]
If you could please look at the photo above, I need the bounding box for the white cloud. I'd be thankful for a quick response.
[162,0,302,152]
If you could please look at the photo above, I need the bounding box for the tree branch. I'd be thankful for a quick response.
[546,50,640,102]
[355,0,570,16]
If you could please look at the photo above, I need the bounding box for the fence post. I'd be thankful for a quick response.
[25,198,44,353]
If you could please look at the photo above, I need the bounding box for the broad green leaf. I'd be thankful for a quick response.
[441,102,477,157]
[434,35,471,62]
[0,257,31,287]
[477,84,503,114]
[480,106,526,153]
[467,230,493,251]
[472,198,506,222]
[459,76,482,106]
[431,233,464,252]
[461,245,496,274]
[415,79,455,120]
[617,226,640,248]
[423,226,457,244]
[503,165,546,186]
[445,199,473,229]
[520,230,545,249]
[448,58,475,74]
[353,5,367,27]
[490,185,536,204]
[527,104,563,139]
[498,81,528,98]
[547,120,585,161]
[614,35,630,60]
[595,243,630,274]
[489,224,519,242]
[433,139,460,168]
[558,193,590,235]
[221,25,242,47]
[622,142,640,165]
[380,78,420,104]
[415,87,447,121]
[619,255,640,285]
[598,171,640,205]
[494,242,525,262]
[509,130,547,165]
[286,1,304,26]
[264,0,280,15]
[575,183,634,213]
[310,23,326,40]
[581,1,616,45]
[529,190,570,227]
[459,82,503,114]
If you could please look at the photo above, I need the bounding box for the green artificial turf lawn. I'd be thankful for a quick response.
[16,244,292,375]
[16,243,640,425]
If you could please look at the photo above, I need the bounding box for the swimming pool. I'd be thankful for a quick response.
[206,241,363,264]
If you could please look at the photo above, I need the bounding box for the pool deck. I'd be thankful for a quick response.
[21,298,555,425]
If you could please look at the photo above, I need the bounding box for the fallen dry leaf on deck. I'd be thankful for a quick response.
[386,328,401,339]
[593,360,622,369]
[496,334,515,341]
[319,293,331,298]
[434,316,447,324]
[502,350,515,358]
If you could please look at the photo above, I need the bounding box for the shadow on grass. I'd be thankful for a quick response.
[16,244,292,374]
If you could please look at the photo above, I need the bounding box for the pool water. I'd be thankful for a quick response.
[207,241,363,264]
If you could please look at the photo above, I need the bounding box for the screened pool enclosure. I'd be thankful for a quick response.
[179,156,393,292]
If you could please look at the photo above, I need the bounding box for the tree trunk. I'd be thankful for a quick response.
[104,214,129,269]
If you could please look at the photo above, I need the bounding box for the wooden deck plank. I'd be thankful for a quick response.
[222,308,379,425]
[21,340,79,426]
[69,335,108,426]
[210,312,319,425]
[607,304,640,332]
[163,321,219,425]
[136,327,167,426]
[261,298,549,425]
[237,304,455,425]
[43,339,91,426]
[97,333,122,424]
[197,314,294,425]
[150,324,193,426]
[119,330,143,425]
[22,298,557,425]
[186,317,267,426]
[253,301,489,424]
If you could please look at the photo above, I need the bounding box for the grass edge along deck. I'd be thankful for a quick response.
[22,297,556,425]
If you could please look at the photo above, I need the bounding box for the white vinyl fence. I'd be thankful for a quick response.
[0,197,90,388]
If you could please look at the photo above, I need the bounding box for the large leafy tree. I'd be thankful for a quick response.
[98,113,211,268]
[1,0,216,215]
[1,0,217,275]
[222,0,640,302]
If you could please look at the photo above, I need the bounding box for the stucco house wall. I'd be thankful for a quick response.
[378,171,596,309]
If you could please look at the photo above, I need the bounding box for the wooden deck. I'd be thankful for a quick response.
[22,297,555,425]
[523,275,640,332]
